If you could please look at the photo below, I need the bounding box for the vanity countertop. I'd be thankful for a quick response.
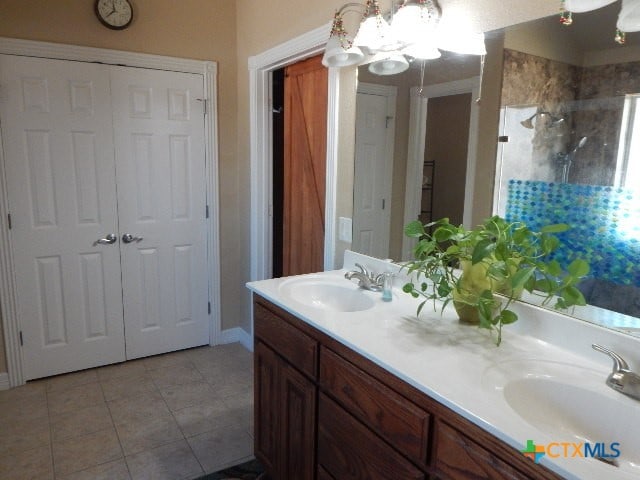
[247,251,640,480]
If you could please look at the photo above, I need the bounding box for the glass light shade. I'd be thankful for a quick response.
[353,14,391,52]
[617,0,640,32]
[402,42,441,60]
[322,35,365,68]
[437,28,486,55]
[368,54,410,75]
[390,2,424,45]
[564,0,616,12]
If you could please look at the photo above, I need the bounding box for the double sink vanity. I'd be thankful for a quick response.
[247,251,640,480]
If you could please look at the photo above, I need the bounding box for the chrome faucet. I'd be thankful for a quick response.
[345,263,384,292]
[592,344,640,401]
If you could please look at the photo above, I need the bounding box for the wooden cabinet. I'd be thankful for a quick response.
[253,295,564,480]
[254,302,318,480]
[435,421,531,480]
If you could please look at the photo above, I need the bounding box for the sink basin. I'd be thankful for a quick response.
[484,361,640,473]
[278,277,376,312]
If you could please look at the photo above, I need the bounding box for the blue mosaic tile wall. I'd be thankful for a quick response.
[505,180,640,287]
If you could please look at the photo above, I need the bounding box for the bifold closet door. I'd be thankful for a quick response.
[0,55,126,380]
[110,67,209,360]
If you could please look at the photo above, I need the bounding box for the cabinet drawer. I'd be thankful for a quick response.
[435,421,530,480]
[318,393,425,480]
[254,301,317,379]
[320,347,430,466]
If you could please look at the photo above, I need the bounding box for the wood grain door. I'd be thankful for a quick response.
[283,55,328,276]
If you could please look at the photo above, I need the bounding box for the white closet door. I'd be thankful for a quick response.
[353,91,394,258]
[0,55,126,380]
[110,67,209,359]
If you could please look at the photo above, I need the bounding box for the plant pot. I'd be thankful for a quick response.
[452,260,518,325]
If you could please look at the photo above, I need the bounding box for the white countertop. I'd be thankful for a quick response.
[247,251,640,480]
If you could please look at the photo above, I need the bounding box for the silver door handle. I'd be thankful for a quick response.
[122,233,144,244]
[94,233,117,245]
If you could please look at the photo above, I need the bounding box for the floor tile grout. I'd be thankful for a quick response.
[2,344,253,480]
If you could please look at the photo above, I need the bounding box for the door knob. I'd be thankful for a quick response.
[122,233,144,244]
[94,233,117,245]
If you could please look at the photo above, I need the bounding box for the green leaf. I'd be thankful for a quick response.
[499,309,518,325]
[471,239,495,264]
[546,260,563,277]
[402,283,414,293]
[567,259,590,277]
[540,223,570,234]
[404,220,425,238]
[510,266,536,291]
[561,285,584,306]
[534,278,555,293]
[433,224,457,243]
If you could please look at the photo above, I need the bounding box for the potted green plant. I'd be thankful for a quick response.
[402,216,590,345]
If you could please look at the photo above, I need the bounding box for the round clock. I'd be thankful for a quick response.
[95,0,133,30]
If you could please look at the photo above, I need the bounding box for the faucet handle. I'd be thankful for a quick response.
[592,344,630,373]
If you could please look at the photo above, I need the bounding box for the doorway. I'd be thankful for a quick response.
[0,52,216,381]
[272,54,328,277]
[424,93,472,226]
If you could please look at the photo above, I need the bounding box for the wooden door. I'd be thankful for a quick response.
[0,55,126,380]
[283,55,328,276]
[110,66,209,360]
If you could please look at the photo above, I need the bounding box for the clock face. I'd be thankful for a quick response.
[95,0,133,30]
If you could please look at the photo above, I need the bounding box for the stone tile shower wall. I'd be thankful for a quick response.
[501,49,640,184]
[501,50,640,291]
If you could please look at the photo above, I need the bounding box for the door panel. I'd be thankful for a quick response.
[283,55,328,276]
[110,67,209,359]
[353,91,393,257]
[0,55,125,380]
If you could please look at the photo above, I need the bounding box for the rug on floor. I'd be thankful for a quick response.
[195,459,264,479]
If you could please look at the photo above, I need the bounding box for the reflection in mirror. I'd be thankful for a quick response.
[493,4,640,335]
[351,52,481,261]
[348,3,640,338]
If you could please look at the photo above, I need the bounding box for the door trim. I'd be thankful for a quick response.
[248,22,339,285]
[0,37,221,387]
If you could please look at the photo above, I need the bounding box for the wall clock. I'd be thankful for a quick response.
[95,0,133,30]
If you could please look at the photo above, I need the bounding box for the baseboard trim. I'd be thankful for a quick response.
[0,372,9,391]
[219,327,253,352]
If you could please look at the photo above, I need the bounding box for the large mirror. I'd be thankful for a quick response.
[349,3,640,336]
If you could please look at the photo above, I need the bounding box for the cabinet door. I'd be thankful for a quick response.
[254,341,280,477]
[435,421,530,480]
[279,362,316,480]
[318,393,425,480]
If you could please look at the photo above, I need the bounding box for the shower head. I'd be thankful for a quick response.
[520,111,565,129]
[571,136,587,154]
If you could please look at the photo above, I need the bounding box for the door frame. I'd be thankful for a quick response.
[401,77,480,259]
[0,37,221,387]
[248,23,339,284]
[353,82,397,257]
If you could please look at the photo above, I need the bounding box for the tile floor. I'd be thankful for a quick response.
[0,342,254,480]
